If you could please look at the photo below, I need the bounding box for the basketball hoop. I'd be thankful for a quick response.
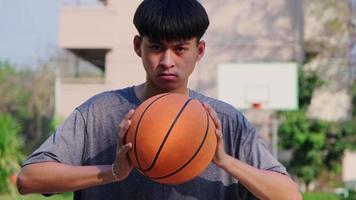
[217,63,298,110]
[251,102,262,109]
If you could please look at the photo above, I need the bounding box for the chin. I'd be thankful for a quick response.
[149,78,186,93]
[156,83,182,93]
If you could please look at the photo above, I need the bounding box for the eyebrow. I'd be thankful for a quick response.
[176,41,190,45]
[147,39,191,46]
[148,39,162,44]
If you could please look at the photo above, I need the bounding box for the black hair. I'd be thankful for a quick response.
[133,0,209,41]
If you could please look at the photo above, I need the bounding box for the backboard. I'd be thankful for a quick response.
[217,62,298,110]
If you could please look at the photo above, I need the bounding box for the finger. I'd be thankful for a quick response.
[117,143,133,168]
[118,121,131,148]
[215,129,222,137]
[124,109,135,121]
[117,110,135,147]
[203,103,220,128]
[203,103,222,130]
[119,120,132,139]
[117,143,132,157]
[215,129,223,142]
[118,110,135,131]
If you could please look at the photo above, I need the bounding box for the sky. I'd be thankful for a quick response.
[0,0,59,68]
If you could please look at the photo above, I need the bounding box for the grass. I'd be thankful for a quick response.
[303,192,341,200]
[1,191,343,200]
[0,192,73,200]
[0,184,73,200]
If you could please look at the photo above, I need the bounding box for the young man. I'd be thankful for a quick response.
[17,0,301,199]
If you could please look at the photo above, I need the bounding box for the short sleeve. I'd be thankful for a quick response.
[237,116,287,175]
[22,109,86,166]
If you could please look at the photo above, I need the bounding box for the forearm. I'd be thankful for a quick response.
[17,162,116,194]
[218,155,301,200]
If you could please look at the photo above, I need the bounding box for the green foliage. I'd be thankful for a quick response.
[0,61,32,121]
[350,82,356,118]
[0,113,23,193]
[298,68,324,109]
[278,69,356,189]
[340,188,356,200]
[0,61,55,153]
[279,114,355,185]
[279,110,329,186]
[0,61,57,196]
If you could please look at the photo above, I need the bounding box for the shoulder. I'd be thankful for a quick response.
[76,86,139,114]
[190,90,245,122]
[189,90,256,135]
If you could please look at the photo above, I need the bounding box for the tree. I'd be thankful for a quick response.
[0,113,23,193]
[278,70,356,191]
[0,61,55,153]
[278,69,325,190]
[351,82,356,118]
[278,0,355,191]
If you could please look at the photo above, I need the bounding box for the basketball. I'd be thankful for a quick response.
[125,93,217,185]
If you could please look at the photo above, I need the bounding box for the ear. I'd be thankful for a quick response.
[197,40,206,61]
[133,35,142,57]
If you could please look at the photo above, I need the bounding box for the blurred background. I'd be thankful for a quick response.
[0,0,355,199]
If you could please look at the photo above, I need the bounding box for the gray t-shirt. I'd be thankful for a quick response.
[23,86,287,200]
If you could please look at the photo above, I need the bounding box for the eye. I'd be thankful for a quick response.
[175,46,187,54]
[149,44,162,52]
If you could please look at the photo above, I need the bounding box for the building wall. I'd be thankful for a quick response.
[57,0,143,118]
[303,0,355,187]
[303,0,351,121]
[194,0,303,96]
[343,151,356,188]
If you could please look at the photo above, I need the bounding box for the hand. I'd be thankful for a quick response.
[203,103,229,168]
[112,109,135,181]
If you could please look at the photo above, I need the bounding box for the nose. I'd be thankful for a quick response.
[159,50,174,68]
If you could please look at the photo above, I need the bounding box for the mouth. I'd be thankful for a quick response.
[158,72,177,81]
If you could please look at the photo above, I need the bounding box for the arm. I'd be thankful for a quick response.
[215,155,301,200]
[17,162,115,194]
[17,110,135,195]
[203,104,302,200]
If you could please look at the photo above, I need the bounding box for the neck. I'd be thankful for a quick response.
[134,83,189,102]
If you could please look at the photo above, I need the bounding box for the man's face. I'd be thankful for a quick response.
[134,36,205,93]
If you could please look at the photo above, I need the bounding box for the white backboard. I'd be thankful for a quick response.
[217,62,298,110]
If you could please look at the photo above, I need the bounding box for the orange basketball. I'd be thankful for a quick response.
[125,93,217,185]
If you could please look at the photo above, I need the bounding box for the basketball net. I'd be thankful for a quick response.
[251,102,262,110]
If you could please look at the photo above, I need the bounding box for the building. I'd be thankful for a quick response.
[57,0,143,117]
[57,0,303,118]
